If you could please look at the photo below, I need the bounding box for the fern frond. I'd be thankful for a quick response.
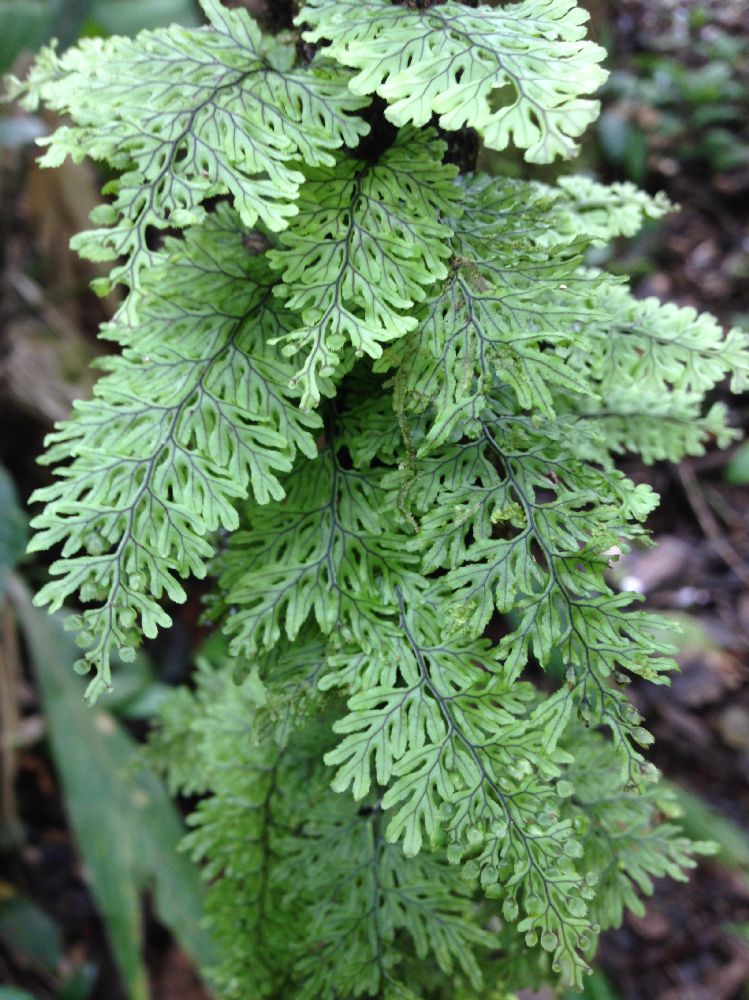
[323,594,593,987]
[379,176,602,449]
[300,0,607,163]
[577,283,749,398]
[217,414,423,661]
[382,393,676,780]
[560,730,710,930]
[289,798,493,999]
[13,0,742,993]
[266,127,461,407]
[155,653,495,999]
[540,176,673,242]
[10,0,368,313]
[178,666,297,999]
[566,396,737,464]
[29,206,319,701]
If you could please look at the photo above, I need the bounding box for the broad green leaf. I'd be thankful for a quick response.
[0,896,63,972]
[565,970,621,1000]
[8,577,215,1000]
[0,1,54,73]
[91,0,200,35]
[666,783,747,872]
[0,465,27,590]
[725,440,749,486]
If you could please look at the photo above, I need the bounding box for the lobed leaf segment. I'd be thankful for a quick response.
[14,0,746,995]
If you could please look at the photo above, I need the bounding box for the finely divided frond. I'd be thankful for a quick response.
[324,596,593,988]
[300,0,607,162]
[565,394,737,464]
[539,176,673,243]
[12,0,741,991]
[577,282,749,398]
[29,206,319,701]
[267,127,461,407]
[560,730,709,932]
[156,657,494,1000]
[386,392,676,780]
[379,176,602,450]
[11,0,368,313]
[290,799,493,999]
[218,423,424,660]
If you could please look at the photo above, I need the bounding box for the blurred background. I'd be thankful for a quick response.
[1,1,749,998]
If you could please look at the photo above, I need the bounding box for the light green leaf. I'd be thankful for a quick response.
[218,418,423,660]
[268,127,460,407]
[324,596,591,988]
[378,175,601,449]
[539,175,673,243]
[300,0,607,163]
[11,0,368,310]
[29,206,320,701]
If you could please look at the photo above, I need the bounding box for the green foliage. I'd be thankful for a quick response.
[301,0,608,163]
[151,644,706,998]
[28,206,320,700]
[8,0,368,313]
[267,126,461,407]
[11,0,749,996]
[0,464,28,588]
[9,578,214,1000]
[602,14,749,181]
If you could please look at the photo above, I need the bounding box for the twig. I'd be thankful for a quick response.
[677,462,749,588]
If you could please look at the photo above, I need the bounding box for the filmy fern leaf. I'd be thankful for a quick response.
[379,176,601,449]
[30,206,319,701]
[154,656,495,999]
[323,594,592,987]
[9,0,368,312]
[301,0,608,162]
[267,126,461,407]
[217,420,423,661]
[13,0,749,995]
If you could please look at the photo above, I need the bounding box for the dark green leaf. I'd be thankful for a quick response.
[0,466,28,591]
[0,896,63,972]
[90,0,200,35]
[0,988,39,1000]
[8,577,216,1000]
[725,442,749,486]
